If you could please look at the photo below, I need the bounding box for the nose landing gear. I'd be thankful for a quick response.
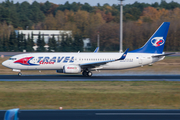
[18,72,22,76]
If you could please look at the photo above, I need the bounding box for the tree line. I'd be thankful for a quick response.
[0,0,180,52]
[0,32,84,52]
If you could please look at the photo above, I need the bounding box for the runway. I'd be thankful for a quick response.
[0,74,180,81]
[1,109,180,120]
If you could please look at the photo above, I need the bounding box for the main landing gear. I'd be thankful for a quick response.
[82,70,92,77]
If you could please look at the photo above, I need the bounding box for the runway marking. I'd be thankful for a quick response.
[96,113,180,115]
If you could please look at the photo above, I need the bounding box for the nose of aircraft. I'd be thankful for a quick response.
[2,60,9,67]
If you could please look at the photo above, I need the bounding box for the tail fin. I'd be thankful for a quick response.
[94,47,99,53]
[130,22,170,54]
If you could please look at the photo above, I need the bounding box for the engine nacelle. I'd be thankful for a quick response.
[63,65,81,74]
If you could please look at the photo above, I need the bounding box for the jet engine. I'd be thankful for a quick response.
[63,65,81,74]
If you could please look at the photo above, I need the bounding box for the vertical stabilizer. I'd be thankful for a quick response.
[130,22,170,54]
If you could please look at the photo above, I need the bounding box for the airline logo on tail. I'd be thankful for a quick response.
[151,37,165,47]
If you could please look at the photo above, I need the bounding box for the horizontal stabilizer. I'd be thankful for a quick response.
[153,52,176,57]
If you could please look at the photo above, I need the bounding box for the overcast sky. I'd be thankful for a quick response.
[4,0,180,5]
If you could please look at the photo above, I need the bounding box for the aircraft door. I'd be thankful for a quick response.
[138,56,143,64]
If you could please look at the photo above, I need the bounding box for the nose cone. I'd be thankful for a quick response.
[2,60,9,68]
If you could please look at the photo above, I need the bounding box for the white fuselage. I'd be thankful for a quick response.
[2,52,163,71]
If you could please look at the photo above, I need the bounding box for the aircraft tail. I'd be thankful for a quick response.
[130,22,170,54]
[94,47,99,53]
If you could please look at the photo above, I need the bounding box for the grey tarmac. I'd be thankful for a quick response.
[0,74,180,81]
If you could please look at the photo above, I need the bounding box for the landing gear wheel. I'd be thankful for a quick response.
[18,72,22,76]
[87,71,92,77]
[82,71,87,76]
[82,71,86,76]
[82,71,92,77]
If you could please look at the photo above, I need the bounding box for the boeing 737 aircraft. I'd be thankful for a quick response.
[2,22,174,77]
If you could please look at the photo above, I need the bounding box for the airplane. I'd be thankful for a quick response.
[2,22,174,77]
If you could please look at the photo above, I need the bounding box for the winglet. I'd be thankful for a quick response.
[117,48,129,60]
[94,47,99,53]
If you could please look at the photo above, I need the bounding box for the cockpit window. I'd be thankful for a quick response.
[9,58,17,60]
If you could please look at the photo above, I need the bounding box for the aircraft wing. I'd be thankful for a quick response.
[80,48,129,69]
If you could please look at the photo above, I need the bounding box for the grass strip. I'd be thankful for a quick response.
[0,81,180,110]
